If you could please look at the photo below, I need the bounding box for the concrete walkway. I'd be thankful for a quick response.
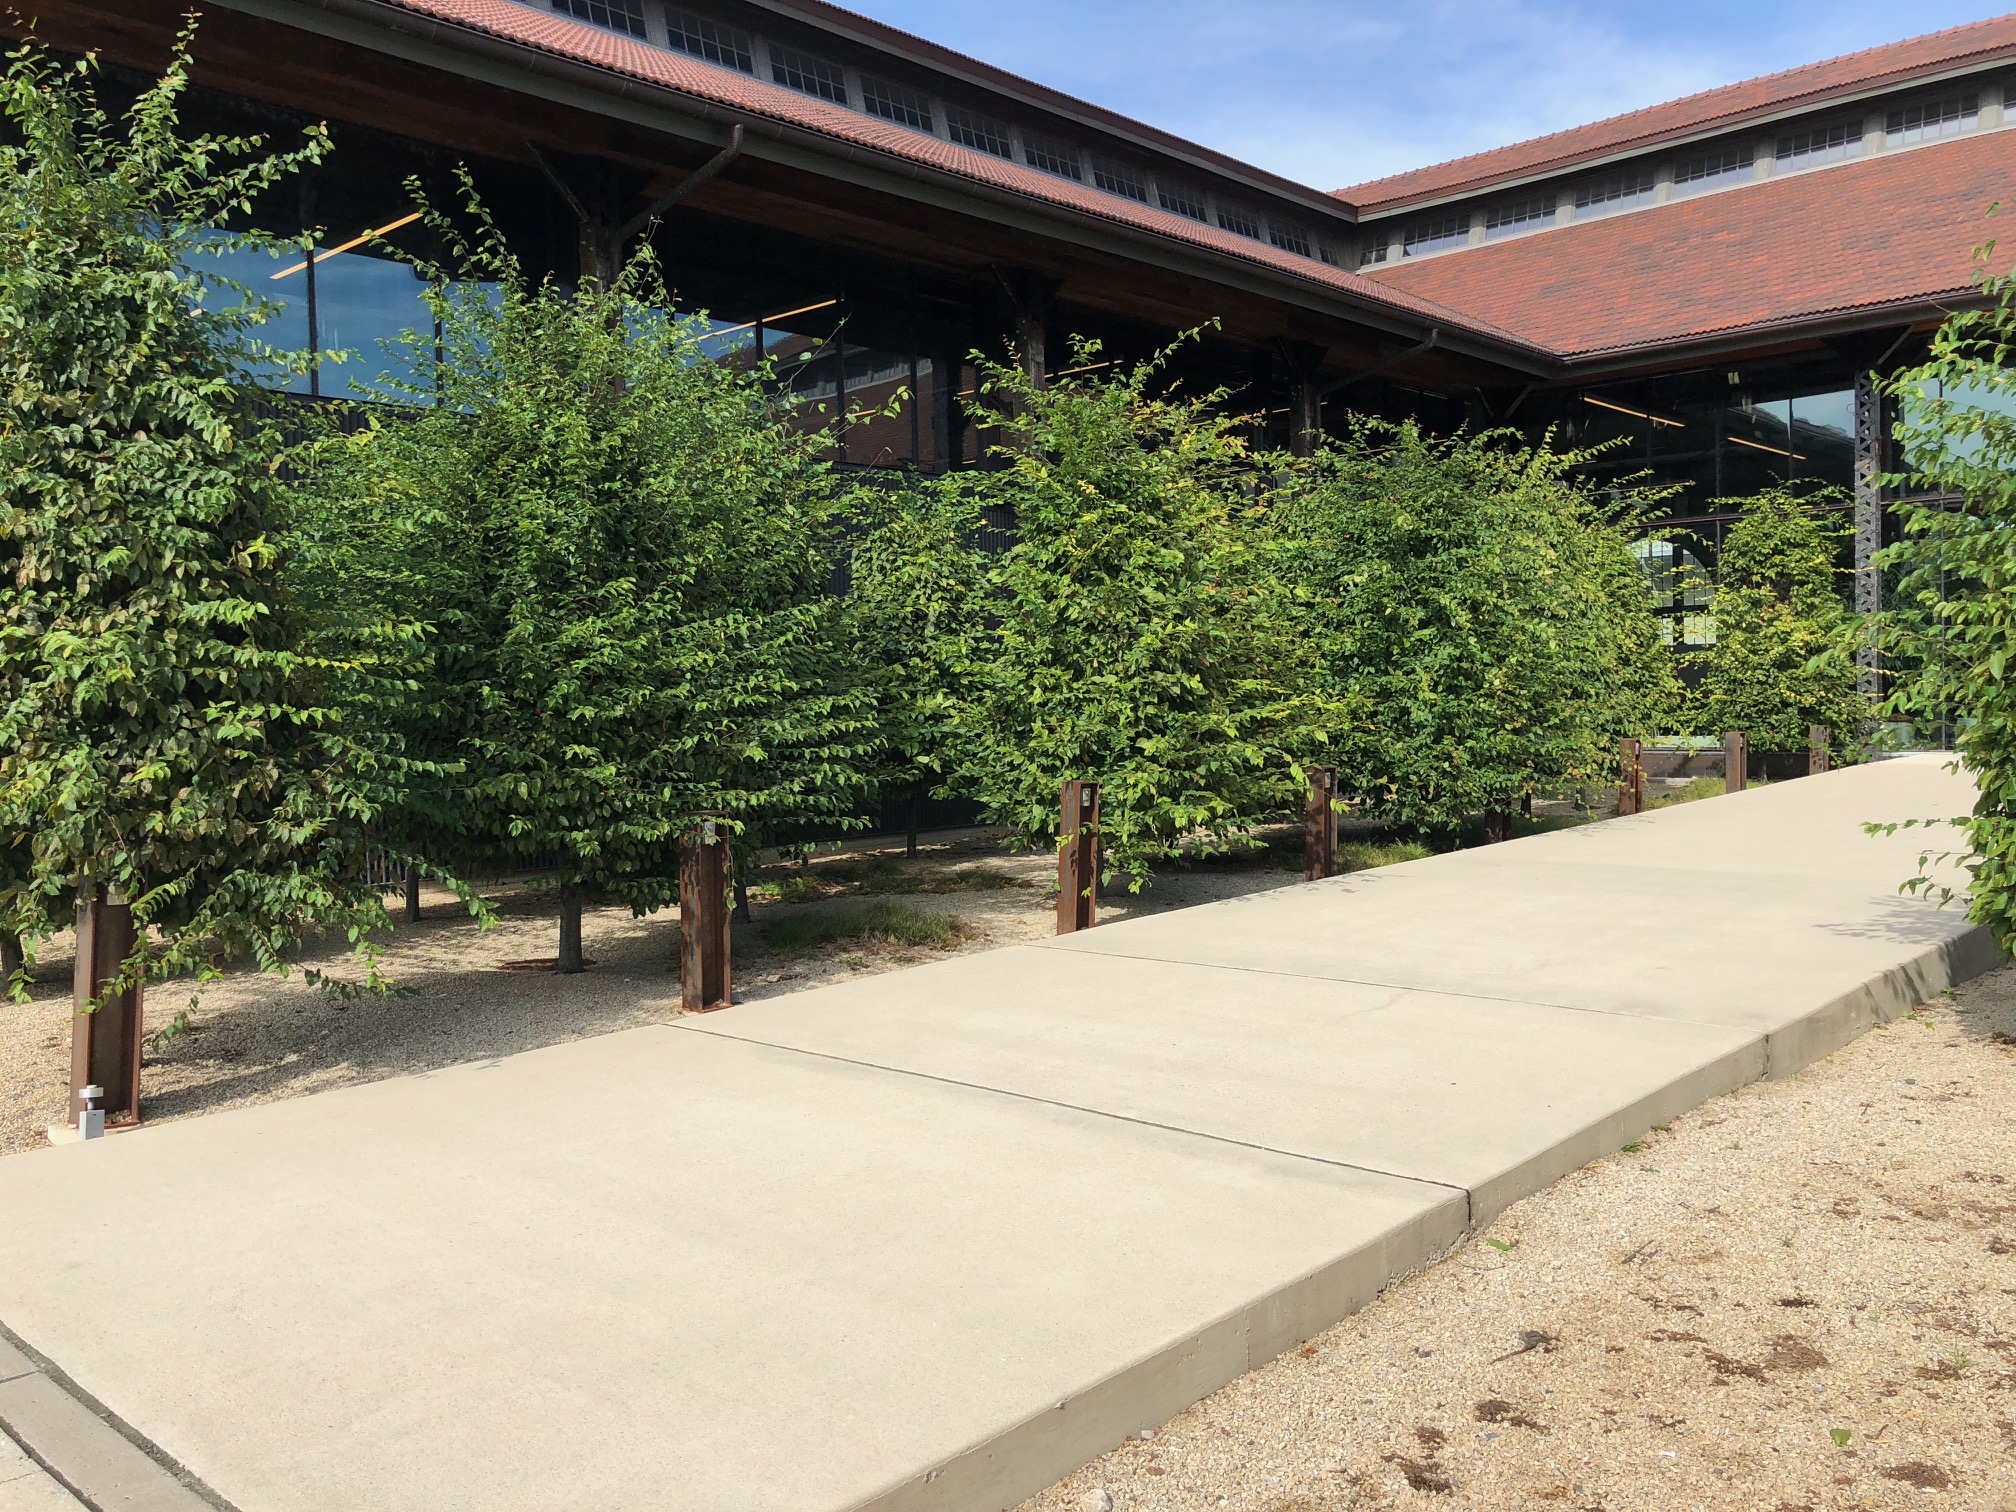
[0,756,1993,1512]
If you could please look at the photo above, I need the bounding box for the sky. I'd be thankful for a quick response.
[838,1,2009,191]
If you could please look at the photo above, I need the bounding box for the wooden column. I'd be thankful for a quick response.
[1809,725,1831,775]
[680,820,731,1013]
[1288,379,1324,458]
[1304,767,1338,880]
[1617,738,1646,816]
[1724,730,1749,794]
[931,350,960,469]
[1279,339,1327,459]
[1056,781,1100,935]
[71,887,142,1127]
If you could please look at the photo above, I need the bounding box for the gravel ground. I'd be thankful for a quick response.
[1022,966,2016,1512]
[0,826,1321,1156]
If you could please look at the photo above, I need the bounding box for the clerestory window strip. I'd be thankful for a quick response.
[1403,214,1470,256]
[861,75,933,132]
[1484,194,1552,239]
[770,45,848,105]
[1574,169,1656,216]
[1217,203,1263,240]
[1886,93,1978,146]
[1158,181,1209,222]
[1775,119,1862,170]
[1092,157,1151,204]
[552,0,645,39]
[945,105,1013,158]
[1023,131,1083,181]
[664,7,752,70]
[1674,144,1754,195]
[541,4,1344,264]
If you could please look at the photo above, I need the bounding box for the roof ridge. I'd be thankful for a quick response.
[1333,12,2016,204]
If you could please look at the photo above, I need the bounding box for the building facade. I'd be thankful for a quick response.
[16,0,2016,641]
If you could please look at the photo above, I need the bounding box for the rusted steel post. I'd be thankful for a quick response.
[71,887,142,1128]
[1724,730,1749,794]
[1304,767,1339,880]
[1055,780,1100,935]
[1617,738,1646,816]
[1809,725,1831,775]
[680,819,732,1013]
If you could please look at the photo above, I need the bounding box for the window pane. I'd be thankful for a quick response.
[1092,158,1150,203]
[861,75,933,131]
[1886,93,1978,146]
[770,46,848,105]
[317,251,432,402]
[1574,169,1656,216]
[945,106,1012,158]
[1023,131,1082,181]
[1775,121,1862,170]
[666,9,753,71]
[187,235,311,393]
[552,0,644,38]
[1485,194,1552,239]
[1268,221,1312,257]
[1402,214,1469,256]
[1216,203,1262,240]
[1157,181,1209,222]
[1674,145,1754,196]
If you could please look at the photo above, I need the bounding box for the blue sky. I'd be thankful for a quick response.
[840,1,2007,190]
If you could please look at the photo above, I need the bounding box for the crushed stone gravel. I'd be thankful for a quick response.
[1019,966,2016,1512]
[0,828,1310,1155]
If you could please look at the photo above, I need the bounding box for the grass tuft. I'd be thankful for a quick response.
[753,857,1028,904]
[1649,776,1726,808]
[1339,839,1432,872]
[764,901,971,953]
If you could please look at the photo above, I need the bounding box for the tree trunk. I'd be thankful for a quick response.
[733,875,752,927]
[906,780,923,859]
[557,884,584,974]
[1483,810,1513,844]
[0,927,22,990]
[1519,793,1533,818]
[404,863,421,925]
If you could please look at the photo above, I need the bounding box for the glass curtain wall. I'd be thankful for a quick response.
[1556,366,1860,639]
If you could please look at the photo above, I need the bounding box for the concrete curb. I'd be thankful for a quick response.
[856,919,2001,1511]
[0,1329,225,1512]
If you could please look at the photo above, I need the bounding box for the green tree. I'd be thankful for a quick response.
[1279,421,1676,839]
[842,477,984,854]
[305,193,873,969]
[0,34,422,1004]
[949,339,1325,887]
[1877,238,2016,945]
[1688,488,1866,752]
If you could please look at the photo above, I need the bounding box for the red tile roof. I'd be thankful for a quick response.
[350,0,1539,353]
[1362,129,2014,359]
[1337,15,2016,213]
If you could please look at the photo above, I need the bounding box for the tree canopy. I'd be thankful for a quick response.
[1277,421,1676,839]
[301,190,874,965]
[945,340,1327,886]
[1878,241,2016,946]
[0,33,421,998]
[1686,488,1866,752]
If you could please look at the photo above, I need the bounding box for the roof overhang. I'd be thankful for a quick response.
[194,0,1551,374]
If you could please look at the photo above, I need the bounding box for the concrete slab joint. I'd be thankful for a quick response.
[0,756,1991,1512]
